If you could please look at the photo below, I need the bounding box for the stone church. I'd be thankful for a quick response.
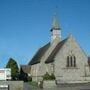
[28,15,90,83]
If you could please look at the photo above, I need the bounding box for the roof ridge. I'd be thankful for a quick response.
[45,38,68,63]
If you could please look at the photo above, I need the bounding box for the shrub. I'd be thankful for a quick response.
[43,72,56,80]
[50,73,56,80]
[28,76,32,82]
[43,72,50,80]
[19,68,28,82]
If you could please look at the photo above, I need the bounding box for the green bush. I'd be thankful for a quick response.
[43,72,56,80]
[43,72,50,80]
[50,73,56,80]
[28,76,32,82]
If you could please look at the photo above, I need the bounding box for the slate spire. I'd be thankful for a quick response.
[51,14,61,42]
[51,14,61,31]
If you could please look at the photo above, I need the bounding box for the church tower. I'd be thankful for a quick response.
[50,15,61,42]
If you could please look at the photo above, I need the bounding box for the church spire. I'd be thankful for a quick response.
[51,14,61,42]
[51,15,61,31]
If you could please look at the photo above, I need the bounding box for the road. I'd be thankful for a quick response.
[24,83,90,90]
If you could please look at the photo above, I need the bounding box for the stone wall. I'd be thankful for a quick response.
[43,80,56,88]
[0,81,23,90]
[30,35,90,83]
[31,38,60,82]
[54,35,89,82]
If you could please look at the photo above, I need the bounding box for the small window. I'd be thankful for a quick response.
[74,56,76,67]
[67,56,69,67]
[70,56,73,67]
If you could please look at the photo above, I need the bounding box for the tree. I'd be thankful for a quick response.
[6,58,19,80]
[19,67,28,82]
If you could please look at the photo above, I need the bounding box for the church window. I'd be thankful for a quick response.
[67,56,69,67]
[70,56,73,67]
[67,55,76,67]
[74,56,76,67]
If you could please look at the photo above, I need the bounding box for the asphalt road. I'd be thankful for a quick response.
[24,83,90,90]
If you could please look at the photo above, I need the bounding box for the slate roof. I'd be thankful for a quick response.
[45,38,67,63]
[29,42,50,65]
[29,38,68,65]
[50,15,61,31]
